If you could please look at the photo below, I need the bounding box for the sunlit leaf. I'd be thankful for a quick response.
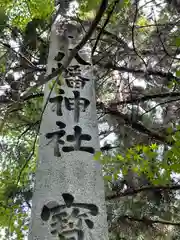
[175,37,180,47]
[93,151,102,160]
[176,70,180,77]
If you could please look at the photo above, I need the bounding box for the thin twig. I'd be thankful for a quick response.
[21,0,108,99]
[0,41,36,68]
[108,92,180,106]
[117,215,180,227]
[106,184,180,200]
[104,62,179,81]
[140,98,180,117]
[131,1,147,67]
[91,0,119,56]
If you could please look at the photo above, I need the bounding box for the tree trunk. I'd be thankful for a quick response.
[28,19,109,240]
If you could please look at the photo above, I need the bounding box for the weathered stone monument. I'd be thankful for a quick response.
[28,20,109,240]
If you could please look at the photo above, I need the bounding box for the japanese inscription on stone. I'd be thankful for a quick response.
[46,124,95,156]
[41,193,98,240]
[49,89,90,122]
[46,50,94,156]
[29,23,108,240]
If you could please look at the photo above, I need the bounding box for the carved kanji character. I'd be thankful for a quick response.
[49,89,65,116]
[62,126,95,154]
[45,121,66,157]
[54,51,65,62]
[41,193,98,240]
[64,91,90,123]
[49,89,90,122]
[65,76,90,89]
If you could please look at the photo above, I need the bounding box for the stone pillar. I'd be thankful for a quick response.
[28,21,109,240]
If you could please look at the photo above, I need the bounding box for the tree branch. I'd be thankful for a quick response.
[106,184,180,200]
[103,62,179,81]
[0,41,36,68]
[23,93,44,101]
[131,0,147,67]
[103,106,167,143]
[92,0,119,56]
[103,92,180,106]
[0,93,44,107]
[21,0,108,99]
[118,215,180,227]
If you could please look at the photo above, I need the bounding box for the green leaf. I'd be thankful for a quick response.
[117,155,124,161]
[166,126,173,134]
[167,80,174,89]
[150,143,157,150]
[135,145,142,152]
[175,37,180,47]
[176,70,180,77]
[29,0,54,19]
[93,151,102,160]
[103,175,112,181]
[79,0,101,12]
[58,75,65,86]
[136,16,149,29]
[177,124,180,131]
[113,172,119,180]
[142,146,149,153]
[0,7,8,31]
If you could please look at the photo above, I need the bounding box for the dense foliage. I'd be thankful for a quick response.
[0,0,180,239]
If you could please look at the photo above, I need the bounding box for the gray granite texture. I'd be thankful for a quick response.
[28,23,109,240]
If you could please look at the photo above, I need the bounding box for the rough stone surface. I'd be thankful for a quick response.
[28,23,109,240]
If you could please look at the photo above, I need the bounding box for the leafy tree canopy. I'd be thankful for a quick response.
[0,0,180,239]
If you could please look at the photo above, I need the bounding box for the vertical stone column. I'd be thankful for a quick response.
[28,21,109,240]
